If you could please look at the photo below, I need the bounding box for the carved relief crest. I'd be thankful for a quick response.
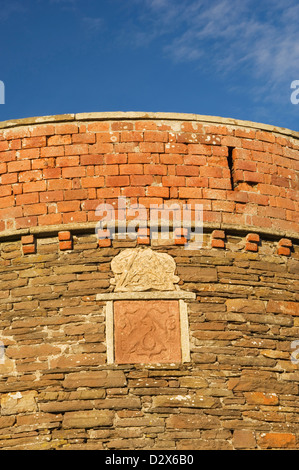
[110,248,180,292]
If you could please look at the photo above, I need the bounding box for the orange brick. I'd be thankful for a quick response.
[121,187,145,197]
[22,136,46,148]
[246,233,260,243]
[57,201,81,213]
[0,195,15,209]
[23,181,47,193]
[15,216,38,229]
[18,170,43,183]
[95,132,119,143]
[72,133,96,144]
[121,131,143,142]
[165,142,188,154]
[211,239,225,249]
[212,230,225,239]
[111,122,133,131]
[277,246,291,256]
[187,143,211,155]
[98,238,112,247]
[89,142,114,154]
[1,173,17,185]
[186,177,209,188]
[176,165,199,176]
[55,123,79,134]
[146,187,169,198]
[143,131,168,142]
[47,179,72,191]
[88,122,110,132]
[43,168,62,179]
[106,175,130,187]
[139,142,164,153]
[58,231,72,241]
[22,244,36,255]
[39,190,64,202]
[130,175,153,186]
[62,212,87,224]
[160,154,184,165]
[0,185,12,197]
[80,154,105,165]
[162,176,185,187]
[16,193,39,205]
[81,177,105,188]
[41,146,64,158]
[56,156,79,167]
[64,189,88,200]
[278,238,292,247]
[245,242,258,252]
[144,164,167,175]
[64,144,88,156]
[97,187,121,198]
[139,197,163,208]
[23,203,48,216]
[38,213,62,226]
[105,153,127,164]
[7,160,31,172]
[179,187,202,199]
[119,164,143,175]
[21,235,35,245]
[30,124,55,136]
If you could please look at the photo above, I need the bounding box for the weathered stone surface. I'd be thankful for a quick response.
[233,430,256,449]
[63,371,127,389]
[62,410,114,429]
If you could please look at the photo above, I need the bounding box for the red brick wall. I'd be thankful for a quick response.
[0,113,298,236]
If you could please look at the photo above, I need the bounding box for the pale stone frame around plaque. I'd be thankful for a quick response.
[96,291,195,365]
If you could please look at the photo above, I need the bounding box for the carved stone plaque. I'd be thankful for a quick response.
[114,300,182,364]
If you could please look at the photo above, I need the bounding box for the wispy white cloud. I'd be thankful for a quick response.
[128,0,299,88]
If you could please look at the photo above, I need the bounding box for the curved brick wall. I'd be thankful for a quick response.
[0,111,298,238]
[0,112,298,450]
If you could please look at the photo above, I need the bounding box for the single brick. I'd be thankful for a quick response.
[245,242,259,252]
[58,231,72,241]
[59,240,73,251]
[21,235,35,245]
[246,233,260,243]
[277,246,291,256]
[278,238,292,247]
[22,244,36,255]
[211,239,225,249]
[212,230,225,239]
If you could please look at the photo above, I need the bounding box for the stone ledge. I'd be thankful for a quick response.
[0,111,298,139]
[96,291,196,301]
[0,222,298,243]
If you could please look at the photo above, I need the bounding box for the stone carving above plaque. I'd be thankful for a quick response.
[110,248,180,292]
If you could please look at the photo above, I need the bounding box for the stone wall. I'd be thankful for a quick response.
[0,112,298,450]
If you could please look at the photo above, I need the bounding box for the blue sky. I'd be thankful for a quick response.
[1,0,299,131]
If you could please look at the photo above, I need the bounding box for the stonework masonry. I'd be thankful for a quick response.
[0,112,298,450]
